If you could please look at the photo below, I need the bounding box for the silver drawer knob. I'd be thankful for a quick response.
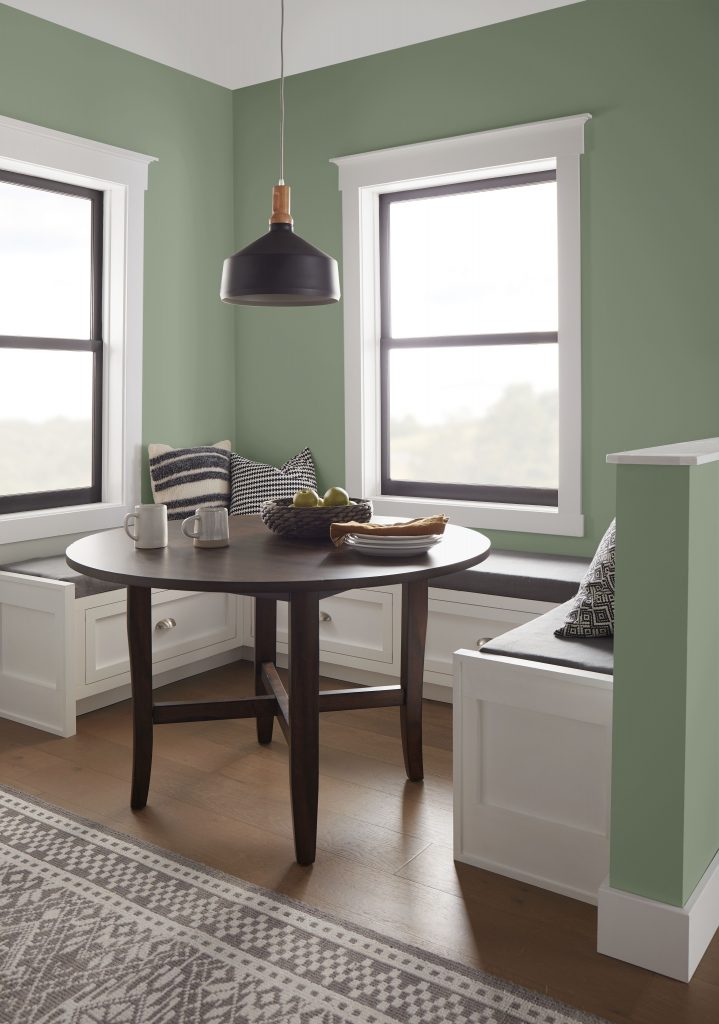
[320,610,332,623]
[476,637,491,649]
[155,617,176,631]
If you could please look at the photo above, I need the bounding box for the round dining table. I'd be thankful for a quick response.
[67,515,490,864]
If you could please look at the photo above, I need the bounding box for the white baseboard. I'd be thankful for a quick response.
[456,849,598,905]
[597,849,719,981]
[423,681,452,704]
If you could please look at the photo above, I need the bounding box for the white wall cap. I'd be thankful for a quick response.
[607,438,719,467]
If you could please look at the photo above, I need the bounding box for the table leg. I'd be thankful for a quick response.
[288,591,320,865]
[400,579,428,782]
[254,597,277,744]
[127,586,153,809]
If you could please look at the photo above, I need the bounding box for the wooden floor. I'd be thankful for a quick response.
[1,660,717,1023]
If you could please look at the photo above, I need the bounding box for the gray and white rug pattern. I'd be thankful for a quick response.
[0,788,607,1024]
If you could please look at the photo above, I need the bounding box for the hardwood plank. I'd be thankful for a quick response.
[632,974,719,1024]
[219,748,455,846]
[276,738,454,807]
[13,759,136,822]
[30,729,432,874]
[34,730,133,773]
[152,768,430,874]
[396,841,598,935]
[0,716,56,749]
[0,743,65,783]
[317,716,453,781]
[79,705,262,770]
[108,793,304,884]
[325,698,453,751]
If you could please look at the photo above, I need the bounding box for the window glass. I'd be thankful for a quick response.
[388,181,557,338]
[0,348,94,495]
[387,344,558,489]
[0,179,93,339]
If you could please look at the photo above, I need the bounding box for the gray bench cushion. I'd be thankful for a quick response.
[480,600,614,676]
[0,556,123,599]
[434,549,589,604]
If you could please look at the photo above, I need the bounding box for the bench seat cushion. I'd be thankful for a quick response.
[480,600,614,675]
[434,550,589,604]
[0,556,123,599]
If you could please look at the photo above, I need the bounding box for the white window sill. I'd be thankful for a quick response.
[370,495,584,536]
[0,502,131,545]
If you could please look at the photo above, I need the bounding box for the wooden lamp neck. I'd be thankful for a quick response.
[270,184,293,225]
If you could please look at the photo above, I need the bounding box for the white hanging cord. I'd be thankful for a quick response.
[279,0,285,185]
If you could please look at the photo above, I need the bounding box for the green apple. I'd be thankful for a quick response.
[292,489,320,508]
[323,486,351,507]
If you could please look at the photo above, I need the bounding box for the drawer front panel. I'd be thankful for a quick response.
[250,589,394,665]
[426,598,536,677]
[85,590,238,685]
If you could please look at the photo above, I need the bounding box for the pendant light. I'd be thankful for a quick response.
[220,0,340,306]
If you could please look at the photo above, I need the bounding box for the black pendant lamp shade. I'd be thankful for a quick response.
[220,185,340,306]
[220,0,340,308]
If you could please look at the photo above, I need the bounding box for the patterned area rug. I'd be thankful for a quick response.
[0,787,608,1024]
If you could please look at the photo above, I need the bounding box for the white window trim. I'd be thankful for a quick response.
[0,114,156,544]
[331,113,590,536]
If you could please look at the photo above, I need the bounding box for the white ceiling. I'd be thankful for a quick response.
[3,0,585,89]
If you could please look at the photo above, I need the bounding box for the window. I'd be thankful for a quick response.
[332,114,589,535]
[379,171,558,506]
[0,113,155,544]
[0,169,104,513]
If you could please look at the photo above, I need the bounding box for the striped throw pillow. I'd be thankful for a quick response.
[229,447,317,516]
[148,440,231,521]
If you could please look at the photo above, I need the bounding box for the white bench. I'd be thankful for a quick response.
[0,557,242,737]
[0,550,591,739]
[454,601,613,904]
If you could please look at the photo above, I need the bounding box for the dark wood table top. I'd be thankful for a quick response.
[66,515,491,595]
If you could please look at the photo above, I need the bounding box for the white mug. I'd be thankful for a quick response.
[124,504,168,549]
[181,506,229,548]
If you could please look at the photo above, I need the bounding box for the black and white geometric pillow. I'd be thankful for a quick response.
[229,447,317,516]
[554,519,616,638]
[148,440,231,521]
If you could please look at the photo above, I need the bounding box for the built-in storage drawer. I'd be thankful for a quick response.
[425,595,543,681]
[84,589,239,687]
[250,588,395,666]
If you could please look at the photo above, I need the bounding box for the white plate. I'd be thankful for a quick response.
[350,533,442,546]
[345,535,441,557]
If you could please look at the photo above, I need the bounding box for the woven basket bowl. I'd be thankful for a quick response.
[260,496,373,540]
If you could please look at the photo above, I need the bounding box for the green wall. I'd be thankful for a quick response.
[231,0,719,556]
[611,461,719,905]
[0,0,717,561]
[0,2,236,517]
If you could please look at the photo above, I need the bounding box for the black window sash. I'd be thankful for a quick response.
[379,170,559,508]
[0,169,104,514]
